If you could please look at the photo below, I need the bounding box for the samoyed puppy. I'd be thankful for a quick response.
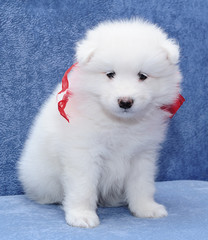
[18,19,182,228]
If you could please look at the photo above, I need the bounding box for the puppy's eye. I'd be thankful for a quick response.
[106,71,116,79]
[138,72,148,81]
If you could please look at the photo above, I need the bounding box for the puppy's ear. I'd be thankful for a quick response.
[162,39,180,65]
[76,39,96,65]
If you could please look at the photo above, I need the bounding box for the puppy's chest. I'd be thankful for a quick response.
[96,125,156,206]
[99,126,146,160]
[97,128,140,206]
[98,127,141,182]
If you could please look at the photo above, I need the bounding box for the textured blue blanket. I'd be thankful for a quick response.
[1,181,208,240]
[0,0,208,196]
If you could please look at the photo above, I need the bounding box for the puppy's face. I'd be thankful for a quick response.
[76,20,182,120]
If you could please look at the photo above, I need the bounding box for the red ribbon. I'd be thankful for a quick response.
[58,63,185,122]
[160,94,185,118]
[57,63,78,122]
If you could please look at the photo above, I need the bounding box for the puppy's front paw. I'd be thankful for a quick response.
[131,202,168,218]
[65,210,100,228]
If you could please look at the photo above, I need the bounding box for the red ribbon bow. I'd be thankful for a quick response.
[58,63,185,122]
[161,94,185,118]
[57,63,78,122]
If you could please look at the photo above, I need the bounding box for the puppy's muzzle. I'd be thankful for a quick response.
[118,97,134,109]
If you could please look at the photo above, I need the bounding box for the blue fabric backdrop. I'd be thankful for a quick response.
[0,0,207,196]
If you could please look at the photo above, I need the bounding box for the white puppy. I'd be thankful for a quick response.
[18,19,182,228]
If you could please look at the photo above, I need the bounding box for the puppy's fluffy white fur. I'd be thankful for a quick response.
[18,19,182,228]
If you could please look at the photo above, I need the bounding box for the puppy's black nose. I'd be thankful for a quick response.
[118,98,134,109]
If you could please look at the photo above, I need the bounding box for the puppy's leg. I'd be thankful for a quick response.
[126,151,168,218]
[62,150,100,228]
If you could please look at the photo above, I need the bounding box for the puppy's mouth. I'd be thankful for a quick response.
[116,108,135,117]
[121,109,132,113]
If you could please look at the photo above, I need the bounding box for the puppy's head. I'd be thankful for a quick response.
[75,19,182,120]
